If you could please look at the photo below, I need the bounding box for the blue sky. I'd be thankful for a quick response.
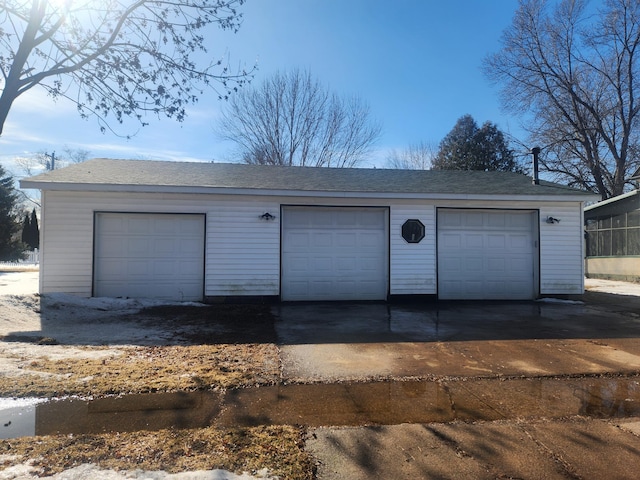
[0,0,524,176]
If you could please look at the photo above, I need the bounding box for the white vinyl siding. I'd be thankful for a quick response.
[539,203,585,294]
[206,200,280,297]
[38,191,587,299]
[390,205,436,295]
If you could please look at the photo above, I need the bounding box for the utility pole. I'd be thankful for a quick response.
[44,151,55,171]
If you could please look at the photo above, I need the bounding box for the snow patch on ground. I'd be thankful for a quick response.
[0,398,45,410]
[585,278,640,296]
[0,464,276,480]
[536,298,584,305]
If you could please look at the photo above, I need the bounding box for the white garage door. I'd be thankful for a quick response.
[94,213,205,301]
[282,207,388,301]
[437,209,537,300]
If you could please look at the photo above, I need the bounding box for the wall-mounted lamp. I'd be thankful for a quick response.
[546,216,561,224]
[260,212,276,221]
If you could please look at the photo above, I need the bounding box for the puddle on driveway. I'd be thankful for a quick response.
[2,376,639,439]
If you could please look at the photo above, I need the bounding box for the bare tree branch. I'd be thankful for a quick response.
[385,141,435,170]
[0,0,253,137]
[217,69,382,168]
[485,0,640,199]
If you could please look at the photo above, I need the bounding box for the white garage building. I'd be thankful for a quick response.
[21,159,596,302]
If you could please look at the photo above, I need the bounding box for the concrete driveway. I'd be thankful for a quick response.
[271,281,640,479]
[274,287,640,382]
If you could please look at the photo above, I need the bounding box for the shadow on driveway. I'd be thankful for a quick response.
[5,289,640,347]
[273,297,640,345]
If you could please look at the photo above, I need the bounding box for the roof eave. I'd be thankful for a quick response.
[584,189,639,211]
[20,180,598,202]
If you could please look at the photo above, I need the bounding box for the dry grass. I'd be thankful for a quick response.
[0,425,314,479]
[0,303,319,478]
[0,344,281,398]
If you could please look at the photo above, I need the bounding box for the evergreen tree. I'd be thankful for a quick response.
[432,114,522,172]
[21,213,30,246]
[29,208,39,250]
[0,165,24,260]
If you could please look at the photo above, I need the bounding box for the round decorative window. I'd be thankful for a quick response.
[402,219,425,243]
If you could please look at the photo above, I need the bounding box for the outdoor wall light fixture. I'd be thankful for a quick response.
[260,212,276,221]
[546,216,561,224]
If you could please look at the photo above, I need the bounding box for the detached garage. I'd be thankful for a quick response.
[21,159,596,302]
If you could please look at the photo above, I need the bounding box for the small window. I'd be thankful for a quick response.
[598,230,612,256]
[402,219,425,243]
[629,228,640,255]
[586,231,598,257]
[612,229,626,256]
[628,210,640,227]
[612,213,627,229]
[599,216,612,229]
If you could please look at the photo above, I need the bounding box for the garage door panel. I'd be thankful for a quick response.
[282,207,388,301]
[464,257,483,273]
[289,257,309,272]
[509,234,529,249]
[465,214,484,227]
[465,234,484,248]
[337,211,357,225]
[155,238,177,254]
[132,238,152,254]
[487,234,506,248]
[180,238,202,252]
[359,256,382,271]
[440,212,463,227]
[337,257,357,271]
[440,256,462,273]
[126,260,151,277]
[360,231,384,247]
[487,257,506,272]
[508,213,531,228]
[94,213,204,301]
[154,261,176,275]
[314,233,333,247]
[509,256,530,272]
[313,257,333,272]
[337,280,357,291]
[488,215,506,227]
[336,232,357,247]
[438,210,536,300]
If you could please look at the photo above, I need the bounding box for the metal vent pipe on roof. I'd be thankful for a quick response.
[531,147,541,185]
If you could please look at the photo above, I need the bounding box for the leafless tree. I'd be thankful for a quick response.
[385,141,435,169]
[14,146,90,175]
[0,0,251,138]
[217,69,382,167]
[484,0,640,199]
[13,146,91,207]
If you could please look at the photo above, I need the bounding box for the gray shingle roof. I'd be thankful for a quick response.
[21,158,595,198]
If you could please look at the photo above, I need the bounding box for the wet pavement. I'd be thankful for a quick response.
[274,301,640,382]
[274,299,640,344]
[3,375,640,438]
